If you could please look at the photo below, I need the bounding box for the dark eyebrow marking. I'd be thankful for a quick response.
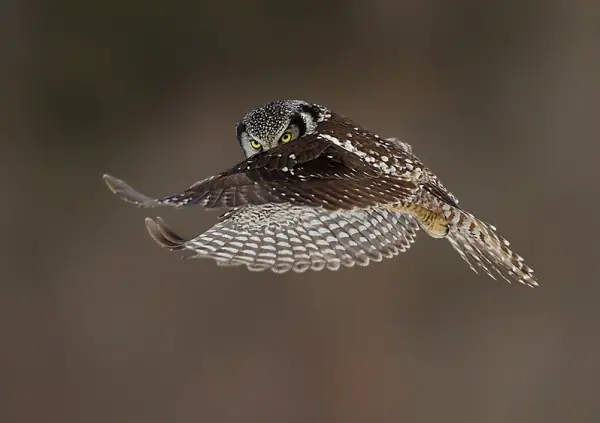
[236,122,247,139]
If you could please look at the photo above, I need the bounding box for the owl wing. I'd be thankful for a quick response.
[103,136,418,211]
[144,204,420,273]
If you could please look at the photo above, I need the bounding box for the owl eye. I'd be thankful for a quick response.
[249,139,262,150]
[279,132,293,143]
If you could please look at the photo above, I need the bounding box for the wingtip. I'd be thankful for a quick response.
[103,174,159,207]
[144,217,188,250]
[145,217,173,249]
[102,173,126,195]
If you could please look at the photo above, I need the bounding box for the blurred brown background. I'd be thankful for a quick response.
[2,1,599,422]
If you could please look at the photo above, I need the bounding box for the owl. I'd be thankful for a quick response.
[104,100,538,287]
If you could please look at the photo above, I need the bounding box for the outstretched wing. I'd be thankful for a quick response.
[144,204,420,273]
[103,135,418,211]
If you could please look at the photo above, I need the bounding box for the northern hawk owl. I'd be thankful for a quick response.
[103,100,538,287]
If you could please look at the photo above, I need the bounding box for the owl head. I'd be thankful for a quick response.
[235,100,330,157]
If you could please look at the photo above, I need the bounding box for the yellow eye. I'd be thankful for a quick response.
[249,139,262,150]
[280,132,293,143]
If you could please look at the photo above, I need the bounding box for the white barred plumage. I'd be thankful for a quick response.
[104,99,538,287]
[145,204,419,273]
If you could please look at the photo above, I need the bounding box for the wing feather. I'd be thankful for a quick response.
[143,204,420,273]
[103,135,418,212]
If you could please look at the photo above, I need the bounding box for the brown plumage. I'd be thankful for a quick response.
[104,99,538,286]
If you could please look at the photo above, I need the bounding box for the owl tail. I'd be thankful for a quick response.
[444,208,538,287]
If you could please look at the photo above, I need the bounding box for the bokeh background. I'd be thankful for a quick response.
[2,1,599,422]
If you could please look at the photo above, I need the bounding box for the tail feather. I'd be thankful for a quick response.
[446,209,537,287]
